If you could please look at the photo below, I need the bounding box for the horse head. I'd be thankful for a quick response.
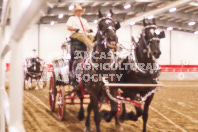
[140,18,165,60]
[95,9,120,49]
[90,9,120,71]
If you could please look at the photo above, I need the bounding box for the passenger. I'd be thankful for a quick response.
[31,49,38,59]
[66,5,94,51]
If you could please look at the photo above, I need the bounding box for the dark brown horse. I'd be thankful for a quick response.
[101,18,165,132]
[71,9,121,132]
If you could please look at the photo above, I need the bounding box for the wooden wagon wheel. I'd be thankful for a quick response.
[57,86,66,121]
[116,92,122,117]
[49,72,57,112]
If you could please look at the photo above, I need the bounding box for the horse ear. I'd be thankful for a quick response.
[152,18,156,25]
[98,8,103,18]
[115,21,120,30]
[143,18,147,26]
[110,9,114,17]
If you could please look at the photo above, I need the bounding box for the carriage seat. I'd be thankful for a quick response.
[70,38,87,52]
[70,38,87,61]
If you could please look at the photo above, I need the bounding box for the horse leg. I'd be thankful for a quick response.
[84,103,93,132]
[35,78,39,90]
[119,103,127,122]
[142,94,154,132]
[78,97,84,121]
[101,98,117,122]
[28,77,32,89]
[115,116,123,131]
[91,96,101,132]
[127,106,143,121]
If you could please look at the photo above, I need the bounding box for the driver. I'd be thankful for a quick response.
[30,49,38,59]
[66,5,94,50]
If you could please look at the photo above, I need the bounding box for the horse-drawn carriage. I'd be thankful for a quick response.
[24,53,47,90]
[49,9,165,132]
[49,37,120,121]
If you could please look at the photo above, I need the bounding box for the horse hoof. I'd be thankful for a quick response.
[128,111,138,121]
[119,117,125,123]
[116,125,124,131]
[100,110,111,122]
[77,111,84,121]
[83,127,93,132]
[35,87,39,90]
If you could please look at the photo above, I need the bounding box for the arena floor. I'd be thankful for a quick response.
[22,80,198,132]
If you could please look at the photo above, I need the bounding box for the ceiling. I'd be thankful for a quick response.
[1,0,198,33]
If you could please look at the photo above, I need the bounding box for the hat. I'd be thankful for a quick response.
[72,5,85,15]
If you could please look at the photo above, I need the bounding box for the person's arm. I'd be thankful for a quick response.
[66,17,79,32]
[67,26,78,32]
[84,19,93,33]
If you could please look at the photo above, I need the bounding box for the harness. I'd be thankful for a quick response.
[141,24,161,63]
[97,17,117,49]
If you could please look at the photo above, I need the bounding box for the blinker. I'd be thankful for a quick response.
[158,31,165,39]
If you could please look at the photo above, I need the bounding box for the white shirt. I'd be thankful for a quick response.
[66,16,90,34]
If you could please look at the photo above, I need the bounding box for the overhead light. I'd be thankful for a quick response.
[194,31,198,34]
[188,21,196,26]
[50,21,55,25]
[93,20,98,23]
[130,22,135,25]
[69,5,74,10]
[167,27,173,31]
[169,8,177,13]
[58,14,64,19]
[124,4,131,9]
[107,13,111,17]
[147,15,154,19]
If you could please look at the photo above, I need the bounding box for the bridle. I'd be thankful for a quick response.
[89,17,117,68]
[132,24,161,76]
[142,24,160,61]
[97,17,117,49]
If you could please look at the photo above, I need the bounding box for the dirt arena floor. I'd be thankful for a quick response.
[22,80,198,132]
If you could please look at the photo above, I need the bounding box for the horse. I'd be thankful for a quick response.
[70,9,121,132]
[24,57,46,90]
[101,18,165,132]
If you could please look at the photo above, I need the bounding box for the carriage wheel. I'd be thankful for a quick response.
[49,72,57,112]
[116,92,122,117]
[57,86,65,121]
[116,102,122,117]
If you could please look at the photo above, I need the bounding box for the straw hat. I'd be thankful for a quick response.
[72,5,85,15]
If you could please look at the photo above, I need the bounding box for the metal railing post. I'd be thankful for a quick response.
[0,13,6,132]
[0,93,5,132]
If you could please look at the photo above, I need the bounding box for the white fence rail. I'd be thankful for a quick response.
[0,0,47,132]
[104,83,163,87]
